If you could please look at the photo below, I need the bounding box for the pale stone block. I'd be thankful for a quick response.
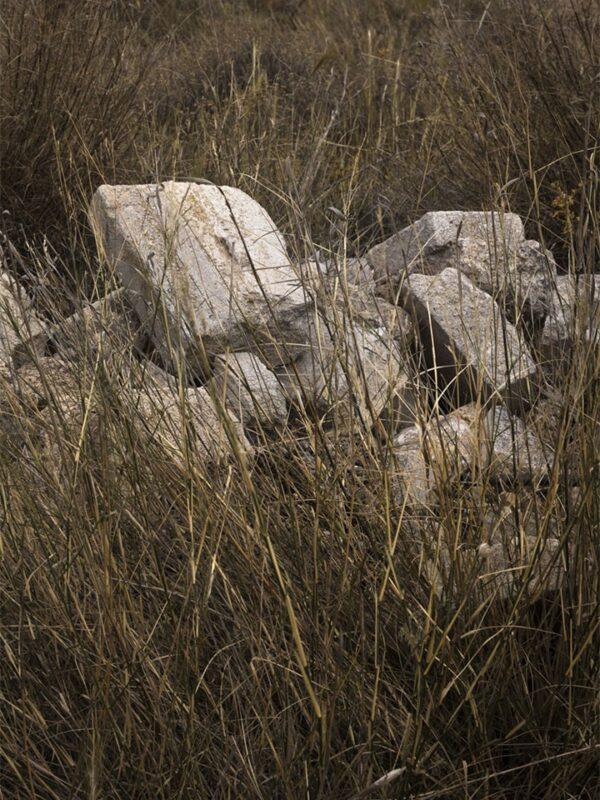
[212,351,288,429]
[89,182,307,374]
[401,268,537,409]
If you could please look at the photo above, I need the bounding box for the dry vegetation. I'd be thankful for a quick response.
[0,0,599,798]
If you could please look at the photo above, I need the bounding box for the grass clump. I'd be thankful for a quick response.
[0,1,598,798]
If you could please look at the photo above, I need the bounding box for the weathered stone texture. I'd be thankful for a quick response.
[276,309,416,428]
[540,274,600,365]
[89,182,307,374]
[212,351,288,429]
[483,404,551,486]
[368,211,556,321]
[400,268,537,409]
[0,273,46,367]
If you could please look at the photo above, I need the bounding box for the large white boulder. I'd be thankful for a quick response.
[89,182,308,375]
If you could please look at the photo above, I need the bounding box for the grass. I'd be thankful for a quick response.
[0,0,599,797]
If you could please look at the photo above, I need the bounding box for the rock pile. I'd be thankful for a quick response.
[2,183,597,601]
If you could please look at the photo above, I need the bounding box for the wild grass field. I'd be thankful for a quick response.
[0,0,599,798]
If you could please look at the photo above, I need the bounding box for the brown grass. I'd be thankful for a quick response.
[0,1,598,798]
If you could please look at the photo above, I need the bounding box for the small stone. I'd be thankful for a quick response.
[484,404,551,486]
[211,351,288,430]
[419,491,565,601]
[12,289,147,368]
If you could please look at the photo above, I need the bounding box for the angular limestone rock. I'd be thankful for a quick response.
[391,402,550,508]
[0,273,46,368]
[131,380,253,467]
[1,356,102,476]
[295,255,376,295]
[7,357,82,412]
[89,182,307,375]
[12,289,147,368]
[418,491,565,601]
[211,351,288,430]
[368,211,555,321]
[3,355,252,480]
[292,256,415,351]
[475,535,563,598]
[368,211,524,278]
[484,404,551,486]
[277,309,415,428]
[401,268,537,410]
[540,274,600,366]
[392,405,482,507]
[422,533,564,602]
[510,240,557,322]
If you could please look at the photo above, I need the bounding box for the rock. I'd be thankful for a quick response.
[89,182,308,375]
[367,211,555,321]
[211,351,288,430]
[333,256,374,287]
[276,308,416,429]
[423,533,564,602]
[391,428,433,507]
[392,402,551,508]
[418,491,565,601]
[130,379,253,468]
[478,489,564,597]
[293,255,416,349]
[0,273,46,368]
[392,405,482,507]
[261,262,418,430]
[368,211,523,278]
[295,254,375,294]
[12,289,147,368]
[257,300,326,368]
[1,356,102,476]
[378,368,420,434]
[7,356,83,414]
[400,268,537,410]
[2,353,252,481]
[475,534,563,598]
[484,404,552,487]
[510,240,557,323]
[540,274,600,367]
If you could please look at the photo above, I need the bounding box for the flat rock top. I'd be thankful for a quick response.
[368,210,525,276]
[403,268,530,352]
